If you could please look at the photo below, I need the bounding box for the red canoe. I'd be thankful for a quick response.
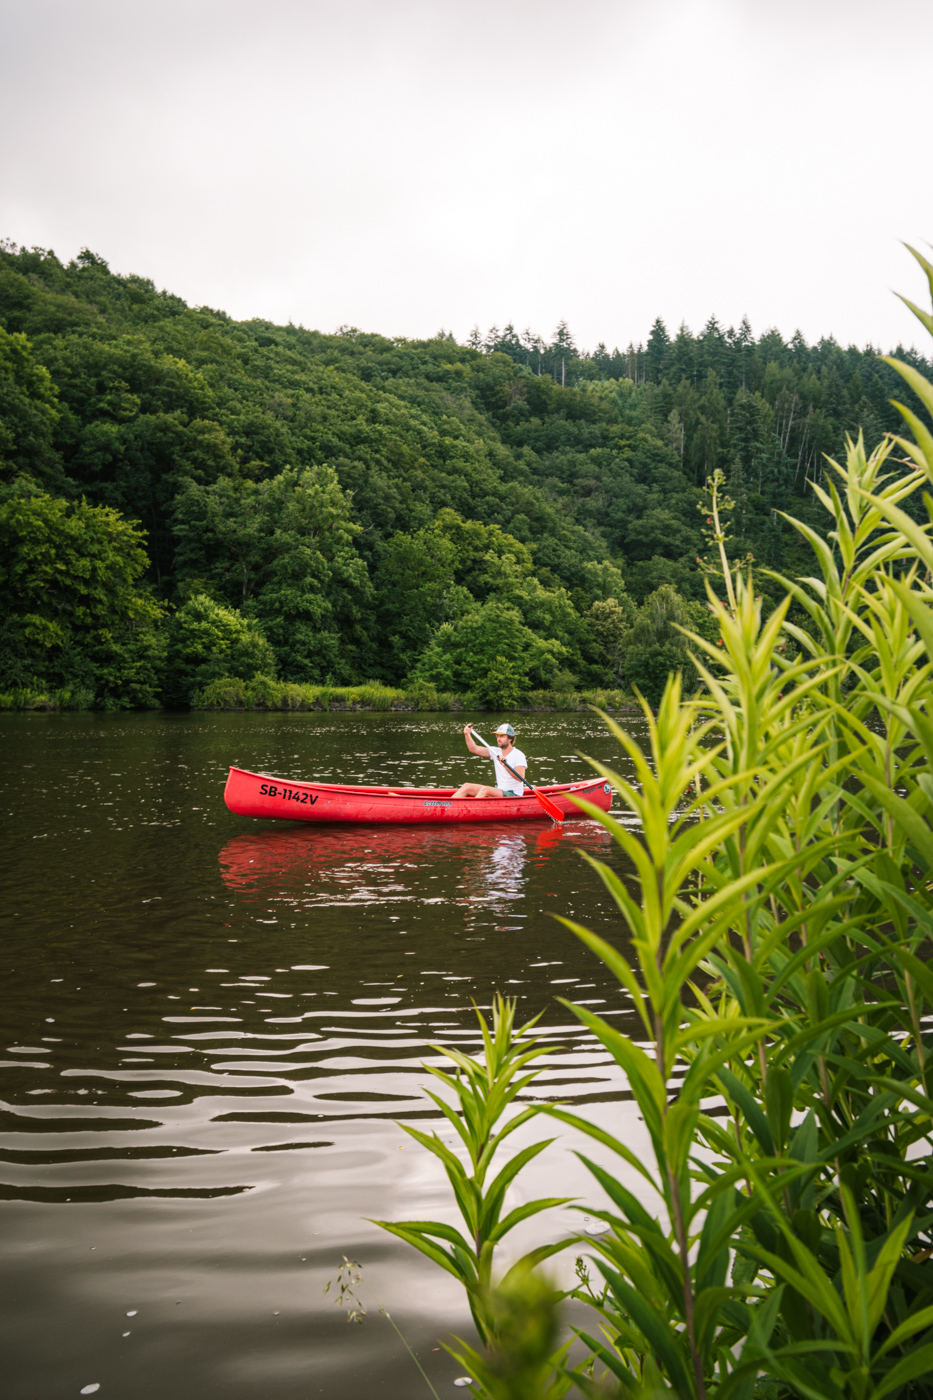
[223,766,612,825]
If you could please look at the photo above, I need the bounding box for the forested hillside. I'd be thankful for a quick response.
[1,240,929,707]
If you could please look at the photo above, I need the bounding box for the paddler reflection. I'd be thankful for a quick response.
[217,821,569,902]
[461,833,527,913]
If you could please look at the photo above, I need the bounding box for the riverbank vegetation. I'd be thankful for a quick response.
[372,251,933,1396]
[2,239,928,710]
[190,676,630,713]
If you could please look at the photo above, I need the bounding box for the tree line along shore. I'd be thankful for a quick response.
[2,239,928,712]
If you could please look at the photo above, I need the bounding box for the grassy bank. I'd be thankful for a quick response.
[0,676,632,713]
[192,675,631,712]
[0,686,95,711]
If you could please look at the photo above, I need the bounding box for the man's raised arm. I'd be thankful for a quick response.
[463,724,489,756]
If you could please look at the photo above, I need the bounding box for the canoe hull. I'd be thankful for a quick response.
[223,767,612,824]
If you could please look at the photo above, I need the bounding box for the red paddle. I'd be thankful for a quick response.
[467,726,565,823]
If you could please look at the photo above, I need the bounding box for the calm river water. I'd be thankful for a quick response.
[0,709,647,1400]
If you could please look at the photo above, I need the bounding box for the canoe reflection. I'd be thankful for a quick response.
[218,820,611,915]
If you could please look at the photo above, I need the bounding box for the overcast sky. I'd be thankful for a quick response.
[1,0,931,353]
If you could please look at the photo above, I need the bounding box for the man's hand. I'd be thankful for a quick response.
[463,724,486,757]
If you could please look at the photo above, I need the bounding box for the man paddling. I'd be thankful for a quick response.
[452,723,528,800]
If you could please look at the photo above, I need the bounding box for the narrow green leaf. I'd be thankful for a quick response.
[543,1107,660,1192]
[595,1260,694,1395]
[487,1196,574,1243]
[371,1220,472,1282]
[869,1342,933,1400]
[874,1302,933,1358]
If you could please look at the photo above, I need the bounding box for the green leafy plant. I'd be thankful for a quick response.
[406,678,440,711]
[378,253,933,1400]
[373,996,576,1368]
[162,592,274,706]
[445,1264,574,1400]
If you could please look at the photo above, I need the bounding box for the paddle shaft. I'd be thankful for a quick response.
[467,727,565,823]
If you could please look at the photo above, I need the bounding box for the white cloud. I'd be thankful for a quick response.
[1,0,931,350]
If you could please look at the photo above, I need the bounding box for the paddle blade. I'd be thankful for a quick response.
[533,788,565,823]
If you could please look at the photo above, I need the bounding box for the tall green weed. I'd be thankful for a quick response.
[376,253,933,1399]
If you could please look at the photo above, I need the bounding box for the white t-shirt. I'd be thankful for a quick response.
[487,745,527,791]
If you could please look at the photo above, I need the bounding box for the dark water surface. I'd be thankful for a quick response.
[0,710,646,1399]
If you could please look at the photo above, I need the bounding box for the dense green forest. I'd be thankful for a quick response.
[1,239,930,707]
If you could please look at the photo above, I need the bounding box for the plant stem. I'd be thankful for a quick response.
[378,1305,443,1400]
